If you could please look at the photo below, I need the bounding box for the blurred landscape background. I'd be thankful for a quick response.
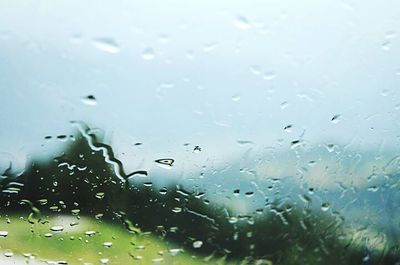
[1,0,400,264]
[0,122,399,264]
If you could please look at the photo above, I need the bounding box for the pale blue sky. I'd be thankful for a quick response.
[0,0,399,180]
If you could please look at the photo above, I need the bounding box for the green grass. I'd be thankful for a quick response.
[0,214,234,265]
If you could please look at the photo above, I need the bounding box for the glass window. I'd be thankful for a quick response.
[0,1,399,264]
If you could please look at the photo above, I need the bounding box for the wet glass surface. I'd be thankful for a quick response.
[0,1,400,264]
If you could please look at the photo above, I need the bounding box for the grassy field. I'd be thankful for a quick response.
[0,214,236,265]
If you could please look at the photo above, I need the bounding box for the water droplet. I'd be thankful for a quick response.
[228,217,238,224]
[291,140,303,149]
[284,124,293,132]
[132,255,143,260]
[158,34,169,43]
[381,89,389,96]
[280,101,289,109]
[103,242,113,248]
[159,187,168,195]
[203,42,218,52]
[152,258,164,263]
[4,252,13,258]
[69,33,83,44]
[70,221,79,227]
[172,207,182,213]
[362,254,370,262]
[44,233,53,238]
[85,231,96,237]
[308,161,317,167]
[92,38,120,54]
[381,40,391,51]
[234,16,251,30]
[95,192,105,199]
[56,135,67,141]
[50,225,64,232]
[142,47,155,60]
[168,248,182,256]
[95,213,104,219]
[0,231,8,237]
[299,194,311,204]
[155,158,174,167]
[143,182,153,187]
[186,50,195,60]
[321,202,330,211]
[231,95,241,102]
[250,65,261,75]
[193,145,201,153]
[37,199,48,205]
[245,191,254,197]
[81,95,97,106]
[368,186,379,192]
[100,258,109,264]
[331,114,341,123]
[263,72,276,80]
[123,218,141,234]
[192,240,203,248]
[233,189,240,195]
[127,170,148,178]
[325,143,337,153]
[71,209,80,215]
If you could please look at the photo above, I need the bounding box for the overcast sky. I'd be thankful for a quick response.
[0,0,399,181]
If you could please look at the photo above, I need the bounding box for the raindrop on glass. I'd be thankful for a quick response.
[231,95,241,102]
[325,143,336,153]
[284,124,293,132]
[234,16,251,30]
[381,40,391,51]
[92,37,120,54]
[142,47,155,60]
[85,231,96,237]
[50,225,64,232]
[250,65,261,75]
[203,42,218,52]
[263,71,276,80]
[158,34,169,43]
[81,95,97,106]
[381,89,389,97]
[95,192,105,199]
[192,240,203,248]
[331,114,341,124]
[291,140,303,149]
[155,158,174,167]
[69,33,83,45]
[245,191,254,197]
[159,187,168,195]
[186,50,195,60]
[321,202,330,211]
[368,186,379,192]
[103,242,113,248]
[280,101,289,109]
[100,258,109,264]
[193,145,201,153]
